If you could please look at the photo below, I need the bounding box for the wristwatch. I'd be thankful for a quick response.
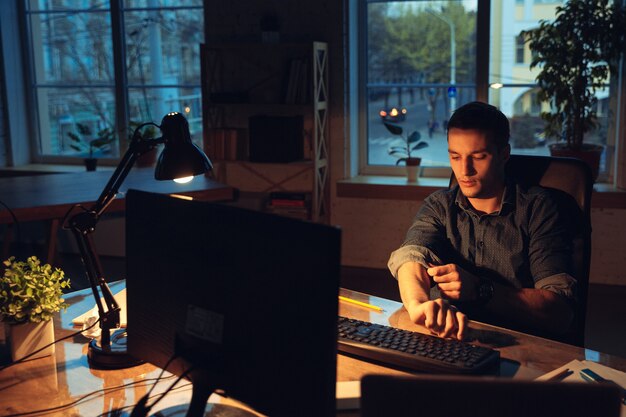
[476,279,494,305]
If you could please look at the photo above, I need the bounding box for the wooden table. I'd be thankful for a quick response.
[0,168,234,262]
[1,286,624,416]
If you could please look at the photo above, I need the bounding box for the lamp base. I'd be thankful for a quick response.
[88,328,144,369]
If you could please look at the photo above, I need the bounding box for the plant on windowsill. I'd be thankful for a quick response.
[68,123,115,171]
[521,0,626,182]
[0,256,70,361]
[383,121,429,182]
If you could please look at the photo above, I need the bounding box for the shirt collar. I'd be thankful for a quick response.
[454,178,516,216]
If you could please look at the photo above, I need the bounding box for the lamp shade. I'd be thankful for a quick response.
[154,112,212,181]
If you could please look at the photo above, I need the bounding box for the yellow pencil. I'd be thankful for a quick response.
[339,296,384,312]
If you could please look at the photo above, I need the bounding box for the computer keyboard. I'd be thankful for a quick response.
[337,316,500,374]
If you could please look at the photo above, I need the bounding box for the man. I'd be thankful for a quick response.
[388,101,576,341]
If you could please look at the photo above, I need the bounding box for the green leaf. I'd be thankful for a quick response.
[411,142,429,151]
[383,122,403,136]
[407,131,421,143]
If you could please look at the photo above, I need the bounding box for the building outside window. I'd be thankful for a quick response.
[359,0,622,183]
[24,0,204,164]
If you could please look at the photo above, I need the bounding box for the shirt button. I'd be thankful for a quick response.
[478,241,484,247]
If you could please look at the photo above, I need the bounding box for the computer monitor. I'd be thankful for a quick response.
[125,190,341,417]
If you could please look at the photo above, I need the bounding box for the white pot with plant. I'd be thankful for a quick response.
[0,256,70,361]
[384,121,429,182]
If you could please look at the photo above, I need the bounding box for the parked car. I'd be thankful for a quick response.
[379,106,407,122]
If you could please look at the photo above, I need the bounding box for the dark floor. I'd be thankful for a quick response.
[48,251,626,360]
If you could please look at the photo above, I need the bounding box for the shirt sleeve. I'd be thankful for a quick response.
[387,192,449,278]
[534,272,577,302]
[528,190,576,284]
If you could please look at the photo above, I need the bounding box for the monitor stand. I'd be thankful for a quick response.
[133,378,262,417]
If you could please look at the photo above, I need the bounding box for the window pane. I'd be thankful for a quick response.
[29,11,113,84]
[124,9,203,86]
[28,1,109,11]
[36,87,118,157]
[124,6,203,136]
[128,87,203,145]
[365,1,478,167]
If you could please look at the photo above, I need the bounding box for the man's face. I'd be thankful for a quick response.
[448,128,509,199]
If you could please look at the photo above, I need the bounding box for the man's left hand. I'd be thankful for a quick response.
[427,264,480,301]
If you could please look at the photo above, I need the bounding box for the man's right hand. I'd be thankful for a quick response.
[404,298,467,340]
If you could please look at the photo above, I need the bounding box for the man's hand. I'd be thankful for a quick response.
[405,298,467,340]
[427,264,480,301]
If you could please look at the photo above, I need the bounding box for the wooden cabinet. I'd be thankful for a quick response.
[200,42,329,222]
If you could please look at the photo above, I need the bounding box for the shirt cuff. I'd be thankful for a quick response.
[387,245,443,279]
[534,273,577,302]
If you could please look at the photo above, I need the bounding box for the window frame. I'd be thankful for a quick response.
[356,0,490,178]
[21,0,204,166]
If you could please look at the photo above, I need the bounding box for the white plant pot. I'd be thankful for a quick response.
[406,165,420,182]
[6,320,55,361]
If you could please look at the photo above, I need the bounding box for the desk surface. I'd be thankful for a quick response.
[0,168,234,224]
[1,284,624,416]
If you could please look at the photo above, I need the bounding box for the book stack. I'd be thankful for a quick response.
[265,192,310,220]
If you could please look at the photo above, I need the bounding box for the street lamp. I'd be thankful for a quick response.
[426,9,456,116]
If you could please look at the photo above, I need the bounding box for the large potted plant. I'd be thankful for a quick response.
[522,0,626,181]
[383,121,429,182]
[0,256,70,361]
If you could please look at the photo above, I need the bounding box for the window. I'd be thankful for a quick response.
[358,0,623,183]
[24,0,203,164]
[360,0,479,174]
[515,35,524,64]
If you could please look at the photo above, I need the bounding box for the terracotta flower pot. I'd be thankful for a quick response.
[6,320,55,361]
[548,143,603,182]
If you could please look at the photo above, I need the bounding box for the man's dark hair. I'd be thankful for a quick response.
[447,101,510,150]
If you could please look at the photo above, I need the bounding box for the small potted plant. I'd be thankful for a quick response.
[383,121,429,182]
[522,0,626,181]
[0,256,70,361]
[68,123,114,171]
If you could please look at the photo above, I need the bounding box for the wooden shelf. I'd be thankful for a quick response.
[201,41,329,222]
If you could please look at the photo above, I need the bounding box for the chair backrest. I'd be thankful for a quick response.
[449,154,593,346]
[361,374,621,417]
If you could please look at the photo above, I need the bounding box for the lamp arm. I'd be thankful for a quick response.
[92,123,164,216]
[68,122,164,348]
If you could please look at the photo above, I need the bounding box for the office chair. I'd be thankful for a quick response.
[449,154,593,346]
[361,374,621,417]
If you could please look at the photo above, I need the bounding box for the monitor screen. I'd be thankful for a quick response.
[125,189,341,417]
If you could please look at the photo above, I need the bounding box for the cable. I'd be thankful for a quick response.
[100,380,192,417]
[2,374,179,417]
[144,367,194,411]
[0,317,100,372]
[128,357,193,417]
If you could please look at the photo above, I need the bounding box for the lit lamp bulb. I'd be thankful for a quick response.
[174,176,194,184]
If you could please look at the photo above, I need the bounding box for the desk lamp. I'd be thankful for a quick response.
[66,112,211,369]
